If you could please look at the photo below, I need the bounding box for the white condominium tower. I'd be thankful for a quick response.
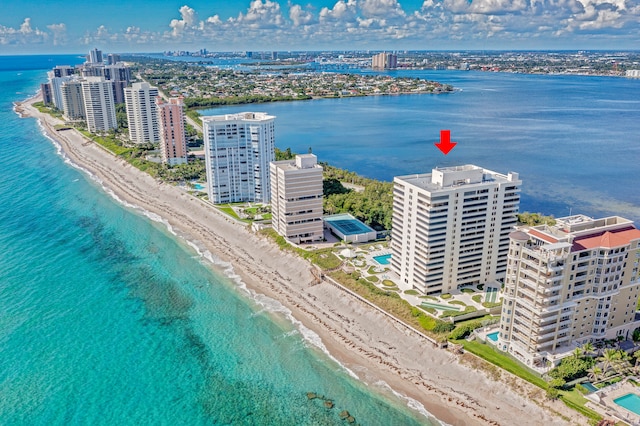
[498,215,640,367]
[202,112,275,204]
[124,82,160,144]
[270,154,324,244]
[391,165,521,294]
[60,80,85,121]
[81,77,117,133]
[156,97,188,166]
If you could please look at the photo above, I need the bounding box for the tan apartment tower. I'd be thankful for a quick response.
[124,82,160,144]
[202,112,275,204]
[372,52,397,70]
[391,165,521,294]
[81,77,117,133]
[498,215,640,368]
[156,97,188,166]
[60,80,85,121]
[270,154,324,244]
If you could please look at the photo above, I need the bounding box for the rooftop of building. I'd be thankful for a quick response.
[395,164,519,191]
[271,154,322,171]
[201,112,275,123]
[520,215,640,251]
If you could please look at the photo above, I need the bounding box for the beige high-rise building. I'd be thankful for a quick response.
[372,52,397,70]
[391,165,521,294]
[270,154,324,244]
[202,112,275,204]
[156,97,188,166]
[81,77,117,133]
[498,215,640,367]
[60,80,85,121]
[125,82,160,144]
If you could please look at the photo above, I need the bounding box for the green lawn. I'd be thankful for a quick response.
[456,339,602,422]
[455,339,547,388]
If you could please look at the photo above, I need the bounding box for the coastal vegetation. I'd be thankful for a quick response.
[128,58,454,111]
[276,147,394,230]
[517,211,557,226]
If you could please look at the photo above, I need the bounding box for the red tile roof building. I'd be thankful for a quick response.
[498,215,640,368]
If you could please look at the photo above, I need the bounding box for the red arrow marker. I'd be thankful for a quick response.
[435,130,457,155]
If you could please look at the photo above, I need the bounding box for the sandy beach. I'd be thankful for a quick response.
[16,95,587,426]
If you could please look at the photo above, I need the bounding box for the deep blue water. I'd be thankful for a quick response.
[202,69,640,223]
[0,56,432,425]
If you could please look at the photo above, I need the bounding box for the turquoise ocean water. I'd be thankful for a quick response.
[0,57,433,425]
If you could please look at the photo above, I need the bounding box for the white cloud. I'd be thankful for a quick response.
[15,0,632,52]
[289,4,315,26]
[169,5,198,37]
[320,0,358,21]
[0,18,48,45]
[46,23,66,46]
[359,0,406,17]
[233,0,284,28]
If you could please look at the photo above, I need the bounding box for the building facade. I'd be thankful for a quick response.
[81,77,117,133]
[391,165,521,294]
[372,52,398,70]
[48,75,73,110]
[270,154,324,244]
[40,83,53,105]
[202,112,275,204]
[88,48,103,64]
[60,80,85,121]
[498,215,640,367]
[124,82,160,144]
[156,97,188,166]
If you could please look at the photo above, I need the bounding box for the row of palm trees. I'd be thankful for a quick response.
[575,342,640,383]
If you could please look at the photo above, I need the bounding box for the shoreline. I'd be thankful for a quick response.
[17,94,585,426]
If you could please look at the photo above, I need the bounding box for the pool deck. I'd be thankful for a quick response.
[586,379,640,425]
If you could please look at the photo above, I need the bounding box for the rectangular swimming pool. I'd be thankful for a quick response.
[373,254,391,265]
[614,393,640,415]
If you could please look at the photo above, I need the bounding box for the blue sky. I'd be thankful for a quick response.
[1,0,639,53]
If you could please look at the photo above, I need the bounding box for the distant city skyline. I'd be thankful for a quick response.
[1,0,639,54]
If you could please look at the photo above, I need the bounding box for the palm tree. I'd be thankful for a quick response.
[588,365,603,383]
[581,342,595,357]
[600,348,625,375]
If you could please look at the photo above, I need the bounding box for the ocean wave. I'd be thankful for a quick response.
[374,380,447,426]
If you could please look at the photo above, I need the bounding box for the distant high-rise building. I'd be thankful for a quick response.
[391,165,521,294]
[52,65,75,77]
[156,97,188,166]
[106,53,121,65]
[270,154,324,244]
[81,77,117,133]
[124,82,160,144]
[60,80,85,121]
[372,52,397,70]
[202,112,275,204]
[40,83,53,105]
[48,74,74,110]
[499,215,640,368]
[89,48,103,64]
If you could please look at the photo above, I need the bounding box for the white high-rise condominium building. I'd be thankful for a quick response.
[156,97,188,166]
[89,48,103,64]
[391,165,521,294]
[125,82,160,144]
[60,80,85,121]
[498,215,640,368]
[81,77,117,133]
[48,74,73,110]
[270,154,324,244]
[202,112,275,204]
